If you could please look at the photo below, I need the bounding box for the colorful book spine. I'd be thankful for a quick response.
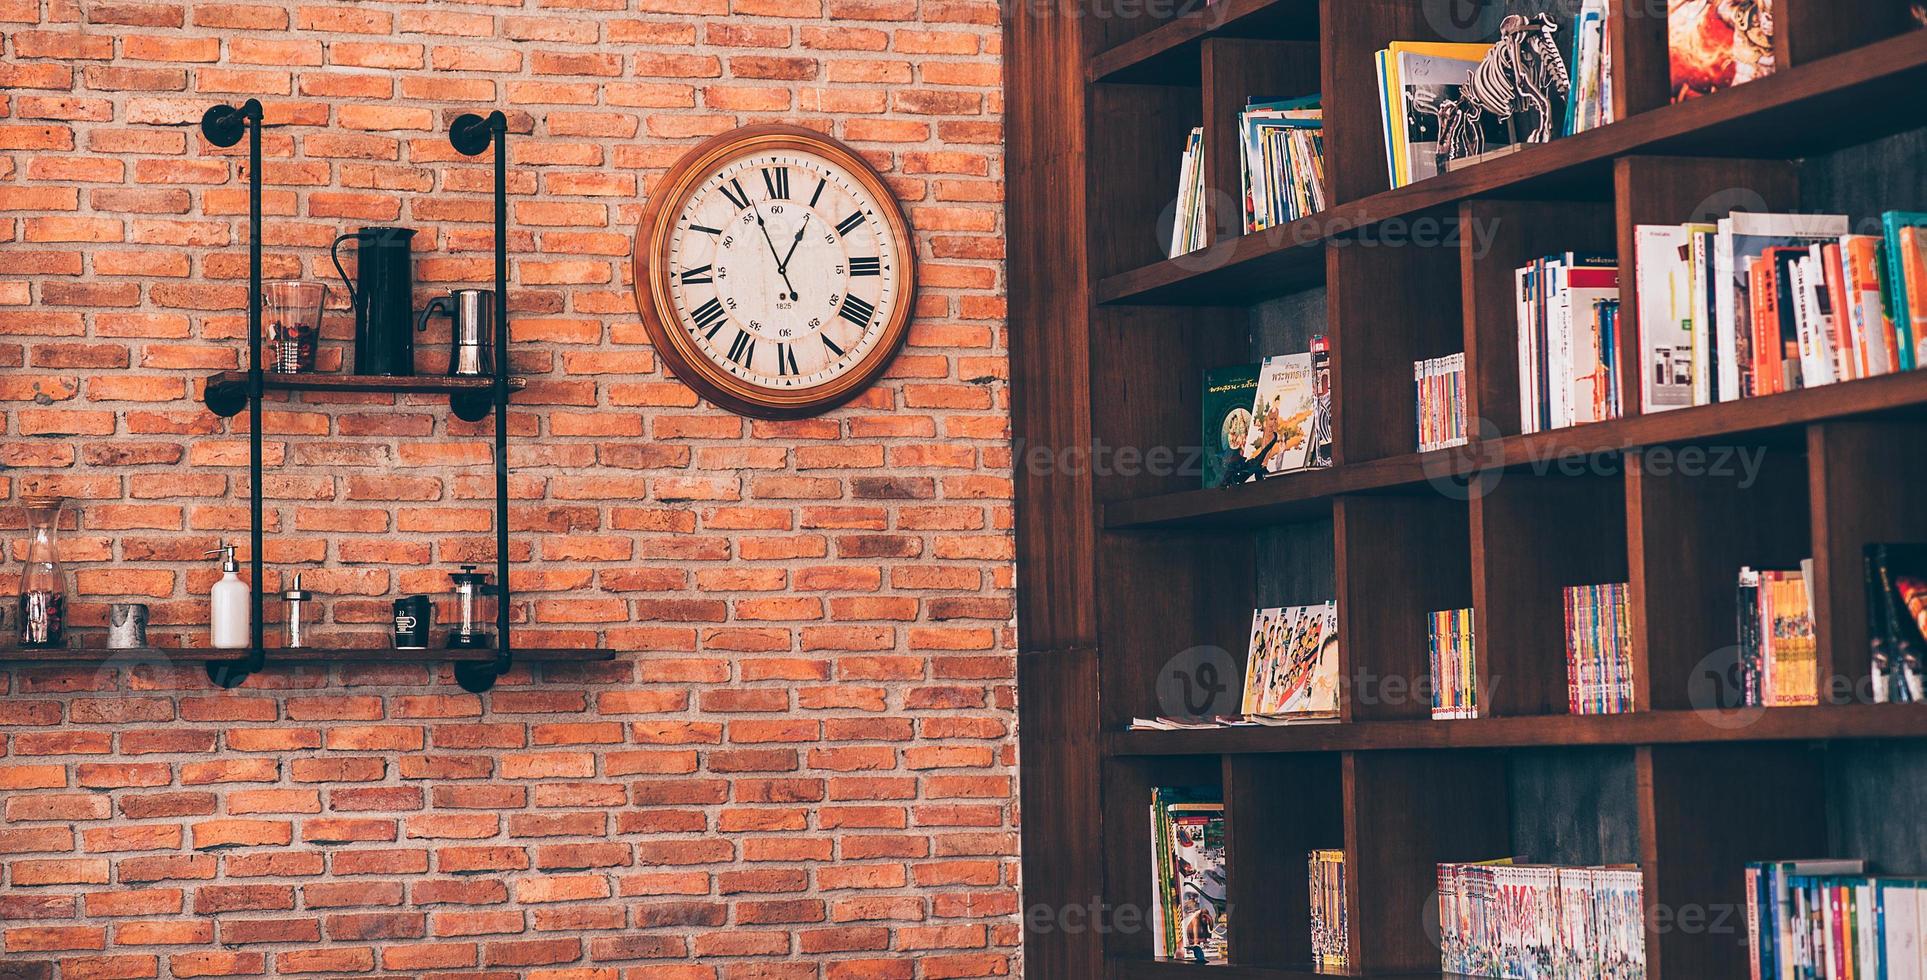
[1428,607,1478,720]
[1414,352,1469,453]
[1309,848,1350,972]
[1565,582,1635,714]
[1438,862,1645,979]
[1517,254,1620,432]
[1743,860,1927,980]
[1736,565,1819,708]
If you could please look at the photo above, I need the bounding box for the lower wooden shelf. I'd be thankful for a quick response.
[1106,704,1927,756]
[1106,368,1927,530]
[0,646,614,665]
[1109,959,1437,980]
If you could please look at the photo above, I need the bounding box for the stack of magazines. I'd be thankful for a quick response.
[1150,787,1227,964]
[1238,95,1326,231]
[1438,861,1646,979]
[1169,127,1207,257]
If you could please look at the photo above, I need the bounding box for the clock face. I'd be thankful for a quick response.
[634,126,915,418]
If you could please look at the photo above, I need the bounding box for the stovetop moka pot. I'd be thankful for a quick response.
[416,288,495,378]
[330,226,417,376]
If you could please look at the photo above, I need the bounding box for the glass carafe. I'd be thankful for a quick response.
[447,564,496,649]
[17,495,65,647]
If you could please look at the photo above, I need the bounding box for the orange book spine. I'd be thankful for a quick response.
[1822,243,1854,381]
[1904,226,1927,365]
[1847,236,1899,374]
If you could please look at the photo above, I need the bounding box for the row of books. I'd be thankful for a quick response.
[1868,543,1927,704]
[1429,606,1478,720]
[1518,254,1623,433]
[1169,126,1207,257]
[1634,210,1927,413]
[1736,562,1819,708]
[1149,787,1227,964]
[1199,340,1334,489]
[1566,582,1636,715]
[1745,859,1927,980]
[1239,95,1328,232]
[1309,848,1349,972]
[1240,602,1341,722]
[1565,0,1614,136]
[1415,352,1470,453]
[1438,861,1647,980]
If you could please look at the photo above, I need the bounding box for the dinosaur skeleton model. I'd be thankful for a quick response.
[1436,14,1572,168]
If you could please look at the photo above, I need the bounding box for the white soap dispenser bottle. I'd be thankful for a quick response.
[205,540,251,649]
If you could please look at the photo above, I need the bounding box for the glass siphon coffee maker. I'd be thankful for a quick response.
[16,496,66,647]
[447,565,496,649]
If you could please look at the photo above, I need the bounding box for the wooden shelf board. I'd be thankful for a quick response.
[1086,0,1320,84]
[1106,704,1927,756]
[1109,959,1436,980]
[0,646,614,665]
[203,372,528,396]
[1095,28,1927,306]
[1105,370,1927,530]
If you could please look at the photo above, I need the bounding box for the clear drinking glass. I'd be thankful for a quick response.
[17,495,65,647]
[262,280,326,373]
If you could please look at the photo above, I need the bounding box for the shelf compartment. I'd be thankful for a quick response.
[1087,0,1319,85]
[0,646,614,665]
[1106,369,1927,531]
[1095,28,1927,307]
[1472,470,1627,719]
[1807,420,1927,700]
[1199,37,1320,249]
[1461,199,1617,439]
[1344,751,1509,973]
[1223,754,1343,969]
[1336,492,1469,723]
[1628,440,1811,713]
[1103,754,1224,964]
[1106,703,1927,756]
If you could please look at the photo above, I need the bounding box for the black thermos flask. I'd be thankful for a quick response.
[331,226,418,376]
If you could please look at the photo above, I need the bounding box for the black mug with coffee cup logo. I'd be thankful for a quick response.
[393,595,433,650]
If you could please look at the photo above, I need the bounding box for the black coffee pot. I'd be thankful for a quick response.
[330,226,417,376]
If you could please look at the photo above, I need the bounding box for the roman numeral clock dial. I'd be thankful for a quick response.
[632,124,916,419]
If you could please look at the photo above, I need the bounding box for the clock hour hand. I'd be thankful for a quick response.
[778,213,811,273]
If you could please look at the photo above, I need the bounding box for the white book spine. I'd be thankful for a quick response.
[1716,221,1741,402]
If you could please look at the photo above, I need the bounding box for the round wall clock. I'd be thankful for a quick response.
[631,124,916,419]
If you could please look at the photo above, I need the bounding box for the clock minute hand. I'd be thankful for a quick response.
[750,201,800,301]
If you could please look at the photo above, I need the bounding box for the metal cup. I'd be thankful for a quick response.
[107,603,149,649]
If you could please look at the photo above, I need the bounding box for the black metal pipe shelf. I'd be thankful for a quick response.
[0,646,614,665]
[190,103,564,693]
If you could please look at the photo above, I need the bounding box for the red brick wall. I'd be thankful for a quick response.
[0,1,1017,976]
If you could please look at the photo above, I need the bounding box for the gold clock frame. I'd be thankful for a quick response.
[631,124,917,420]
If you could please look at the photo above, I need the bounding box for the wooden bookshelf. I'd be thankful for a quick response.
[1005,1,1927,978]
